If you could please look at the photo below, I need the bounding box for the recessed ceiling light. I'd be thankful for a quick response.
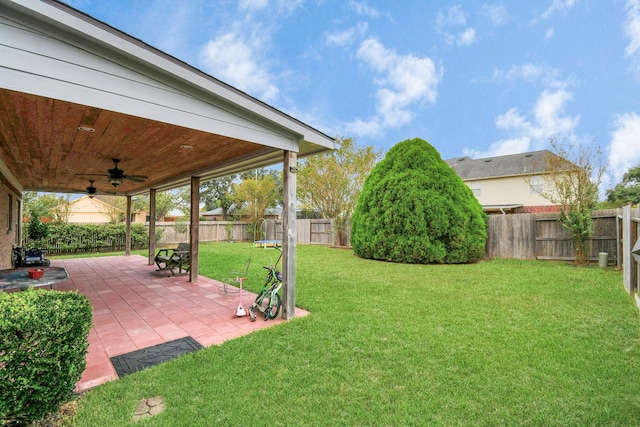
[180,144,193,149]
[78,125,95,132]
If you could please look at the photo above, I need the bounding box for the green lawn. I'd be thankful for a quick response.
[69,243,640,426]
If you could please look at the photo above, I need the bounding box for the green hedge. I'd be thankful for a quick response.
[0,289,92,425]
[24,223,148,254]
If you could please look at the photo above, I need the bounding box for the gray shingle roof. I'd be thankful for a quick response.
[445,150,556,180]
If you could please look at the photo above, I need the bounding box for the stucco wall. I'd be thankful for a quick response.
[67,197,112,223]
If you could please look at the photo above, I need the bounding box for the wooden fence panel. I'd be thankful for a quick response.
[310,220,333,245]
[485,214,535,259]
[535,216,573,260]
[485,209,620,263]
[621,205,640,296]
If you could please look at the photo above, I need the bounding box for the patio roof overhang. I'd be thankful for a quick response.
[0,0,334,196]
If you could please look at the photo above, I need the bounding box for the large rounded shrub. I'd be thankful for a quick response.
[351,138,487,264]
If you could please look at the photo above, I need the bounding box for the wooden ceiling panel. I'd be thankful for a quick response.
[0,89,272,196]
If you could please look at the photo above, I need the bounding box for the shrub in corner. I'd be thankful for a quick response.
[351,138,487,264]
[0,289,92,425]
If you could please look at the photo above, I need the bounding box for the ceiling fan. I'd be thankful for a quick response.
[77,159,147,187]
[86,180,97,198]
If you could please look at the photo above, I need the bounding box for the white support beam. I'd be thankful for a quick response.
[189,176,200,282]
[282,150,297,319]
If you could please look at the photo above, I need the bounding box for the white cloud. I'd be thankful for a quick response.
[458,28,476,46]
[608,112,640,184]
[493,63,567,89]
[435,5,476,47]
[326,23,368,46]
[463,137,531,159]
[481,4,508,25]
[239,0,268,11]
[436,5,467,27]
[346,38,440,137]
[199,31,279,102]
[464,89,579,158]
[537,0,578,21]
[625,0,640,78]
[546,28,554,39]
[350,1,379,18]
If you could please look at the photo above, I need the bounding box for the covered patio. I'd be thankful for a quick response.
[0,0,334,318]
[50,255,305,391]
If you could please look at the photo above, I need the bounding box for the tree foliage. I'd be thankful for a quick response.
[133,191,178,221]
[26,205,49,245]
[351,138,487,264]
[298,137,382,246]
[606,165,640,206]
[95,195,125,223]
[232,175,279,226]
[536,138,606,265]
[24,192,70,224]
[201,175,237,219]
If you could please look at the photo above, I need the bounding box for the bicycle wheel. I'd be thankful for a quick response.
[266,292,281,319]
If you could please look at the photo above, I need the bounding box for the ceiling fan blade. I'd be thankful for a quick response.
[124,175,147,182]
[76,173,109,177]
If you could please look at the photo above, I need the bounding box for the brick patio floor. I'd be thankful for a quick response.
[52,255,306,392]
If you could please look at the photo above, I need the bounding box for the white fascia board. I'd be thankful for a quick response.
[3,0,334,151]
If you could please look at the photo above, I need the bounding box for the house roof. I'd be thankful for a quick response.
[0,0,334,197]
[445,150,555,180]
[70,195,117,209]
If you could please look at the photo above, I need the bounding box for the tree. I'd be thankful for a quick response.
[201,175,237,220]
[606,165,640,206]
[297,136,382,246]
[23,193,59,221]
[96,195,125,223]
[351,138,487,264]
[25,203,49,247]
[232,175,279,228]
[535,138,606,265]
[50,194,71,224]
[132,191,178,221]
[241,168,283,207]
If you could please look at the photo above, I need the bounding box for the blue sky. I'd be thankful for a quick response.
[68,0,640,190]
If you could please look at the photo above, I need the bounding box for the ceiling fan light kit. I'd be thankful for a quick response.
[76,158,147,191]
[86,180,97,198]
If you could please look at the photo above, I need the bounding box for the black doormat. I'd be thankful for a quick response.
[110,336,203,378]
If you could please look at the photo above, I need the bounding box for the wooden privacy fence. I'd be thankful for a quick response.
[155,219,342,246]
[621,205,640,301]
[485,209,620,264]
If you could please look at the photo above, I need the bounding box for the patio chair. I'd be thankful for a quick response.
[222,257,251,294]
[154,243,190,276]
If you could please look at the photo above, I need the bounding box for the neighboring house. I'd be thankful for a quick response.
[65,196,120,223]
[445,150,562,214]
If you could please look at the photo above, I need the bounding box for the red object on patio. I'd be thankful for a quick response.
[28,268,44,279]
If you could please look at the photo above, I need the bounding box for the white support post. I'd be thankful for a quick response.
[148,189,156,266]
[282,150,297,319]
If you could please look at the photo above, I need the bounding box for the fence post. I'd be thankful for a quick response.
[623,205,632,294]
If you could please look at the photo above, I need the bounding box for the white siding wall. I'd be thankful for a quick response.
[466,175,554,207]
